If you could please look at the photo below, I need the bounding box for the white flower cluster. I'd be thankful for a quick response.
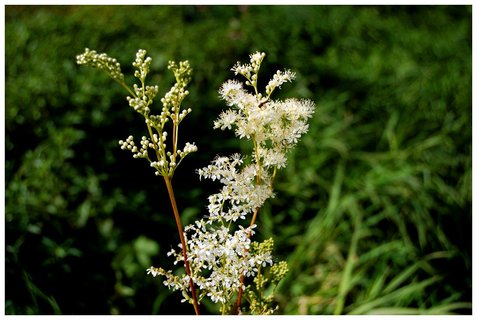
[114,49,196,178]
[118,132,198,177]
[198,154,274,222]
[147,52,314,313]
[265,69,296,96]
[124,50,160,118]
[214,54,314,181]
[126,83,159,116]
[133,49,152,80]
[179,142,198,158]
[232,52,265,83]
[162,61,192,124]
[118,135,151,159]
[76,48,124,81]
[148,221,273,304]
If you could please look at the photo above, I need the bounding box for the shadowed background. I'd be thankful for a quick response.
[5,5,471,315]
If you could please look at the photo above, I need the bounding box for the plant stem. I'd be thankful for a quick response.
[163,175,200,315]
[115,79,136,98]
[235,152,270,314]
[235,205,260,314]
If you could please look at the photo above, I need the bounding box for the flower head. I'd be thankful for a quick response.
[145,52,312,314]
[76,48,124,81]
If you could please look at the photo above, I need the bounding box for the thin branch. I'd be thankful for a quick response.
[163,175,201,315]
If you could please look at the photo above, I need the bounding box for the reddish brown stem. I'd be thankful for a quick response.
[163,175,200,315]
[235,206,260,313]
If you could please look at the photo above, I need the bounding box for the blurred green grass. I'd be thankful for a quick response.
[5,5,471,315]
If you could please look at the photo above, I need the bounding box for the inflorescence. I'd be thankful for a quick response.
[146,52,315,314]
[77,49,314,315]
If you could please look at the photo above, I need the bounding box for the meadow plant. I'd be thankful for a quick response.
[77,48,200,314]
[77,49,314,315]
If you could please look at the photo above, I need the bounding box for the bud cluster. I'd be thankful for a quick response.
[77,48,197,178]
[76,48,124,81]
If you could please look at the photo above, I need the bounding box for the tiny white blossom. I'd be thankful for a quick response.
[145,52,311,312]
[219,80,243,105]
[265,69,296,96]
[146,266,160,277]
[214,109,239,130]
[182,142,198,155]
[249,52,266,69]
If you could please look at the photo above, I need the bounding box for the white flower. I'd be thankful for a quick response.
[76,48,124,81]
[148,52,312,310]
[182,142,198,154]
[266,69,296,96]
[231,62,252,78]
[249,52,266,69]
[260,148,287,169]
[219,79,243,104]
[146,266,160,277]
[214,109,239,130]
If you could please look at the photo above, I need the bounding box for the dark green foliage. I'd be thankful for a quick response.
[5,5,471,314]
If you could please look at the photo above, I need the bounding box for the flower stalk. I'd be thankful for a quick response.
[163,175,200,315]
[235,206,260,313]
[77,48,200,314]
[77,49,314,315]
